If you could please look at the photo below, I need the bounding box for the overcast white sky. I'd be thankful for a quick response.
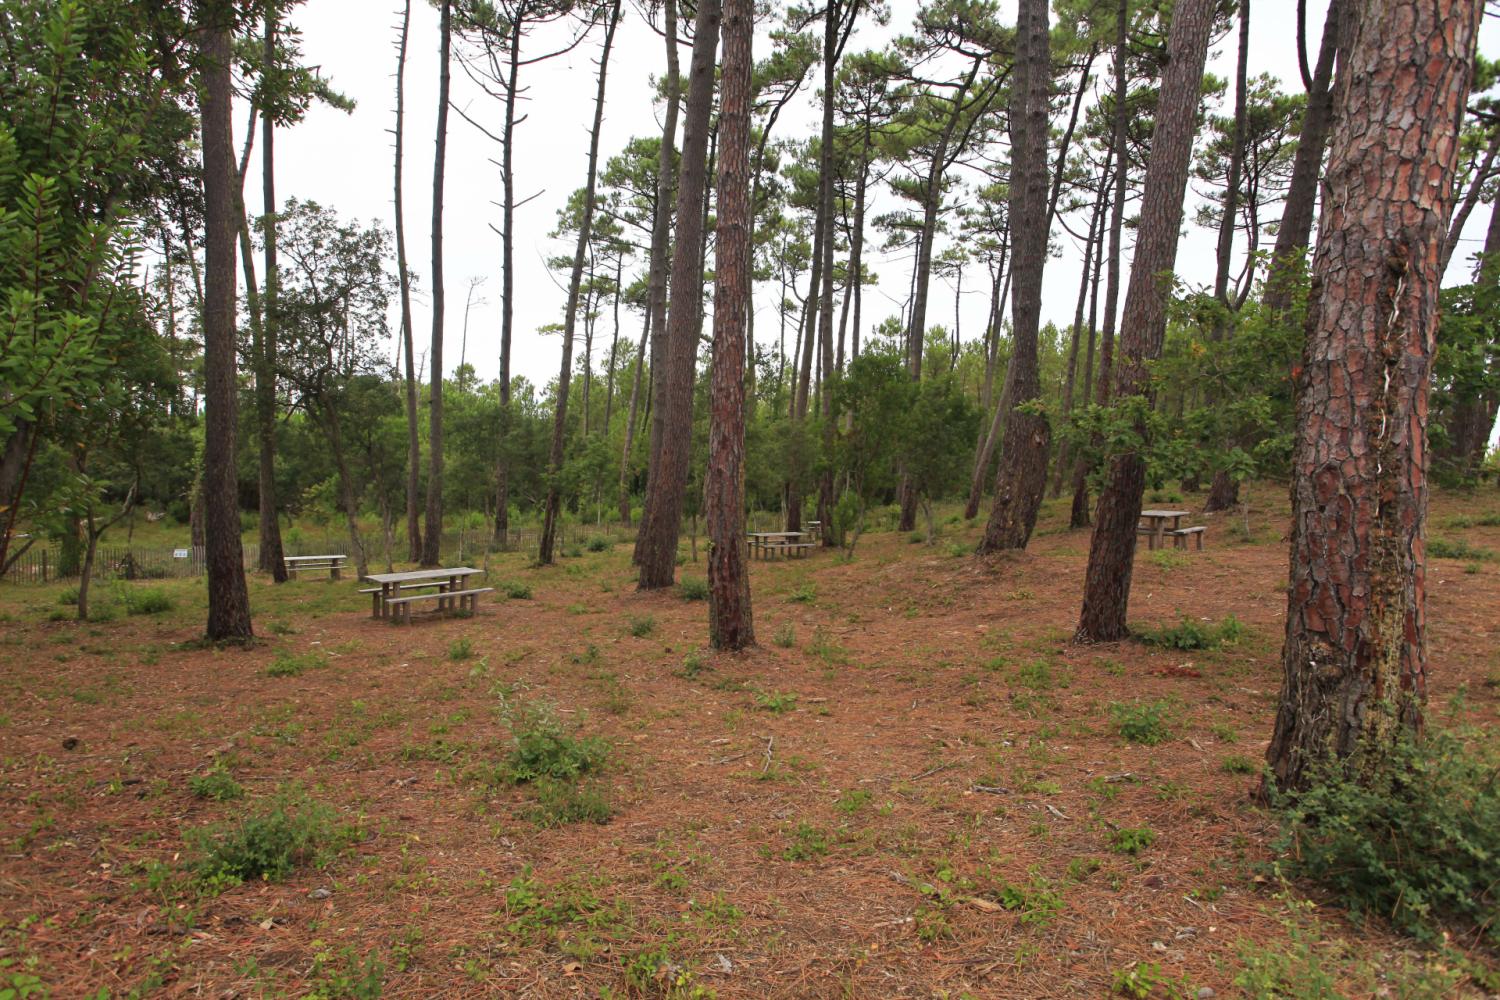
[241,0,1500,436]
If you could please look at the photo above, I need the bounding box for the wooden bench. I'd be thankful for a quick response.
[285,554,347,580]
[1166,526,1207,550]
[784,542,815,557]
[360,582,447,617]
[384,587,494,624]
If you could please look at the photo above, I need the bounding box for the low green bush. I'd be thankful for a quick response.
[1110,700,1173,745]
[1272,729,1500,944]
[124,587,174,615]
[189,785,359,886]
[501,700,609,784]
[1135,615,1245,650]
[678,577,709,601]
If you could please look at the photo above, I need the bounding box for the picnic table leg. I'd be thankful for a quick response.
[331,565,341,581]
[1152,524,1164,550]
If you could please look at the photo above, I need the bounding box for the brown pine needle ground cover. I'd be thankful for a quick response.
[2,487,1499,998]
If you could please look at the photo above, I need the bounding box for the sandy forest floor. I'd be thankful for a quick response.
[3,486,1500,999]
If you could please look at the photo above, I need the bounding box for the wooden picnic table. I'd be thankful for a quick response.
[363,567,483,619]
[284,554,347,580]
[1138,510,1189,550]
[747,531,813,560]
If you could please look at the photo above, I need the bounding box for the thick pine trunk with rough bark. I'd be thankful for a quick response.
[199,6,253,642]
[393,0,422,561]
[421,0,452,567]
[540,0,620,564]
[706,0,755,650]
[979,0,1051,554]
[636,0,722,588]
[1266,0,1480,793]
[1075,0,1214,643]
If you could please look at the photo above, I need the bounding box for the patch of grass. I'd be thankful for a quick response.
[265,650,328,678]
[626,615,656,638]
[677,649,710,678]
[1109,827,1157,856]
[1109,700,1173,745]
[448,637,474,661]
[1272,728,1500,945]
[124,587,174,616]
[1221,754,1259,775]
[835,789,872,816]
[1429,537,1496,561]
[772,623,796,648]
[501,581,533,600]
[189,764,244,802]
[788,583,816,604]
[189,785,360,887]
[1135,615,1245,650]
[755,690,798,714]
[528,776,612,827]
[1147,549,1190,571]
[781,821,830,861]
[677,577,709,601]
[586,536,611,552]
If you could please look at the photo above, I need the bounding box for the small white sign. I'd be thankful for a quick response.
[173,548,189,559]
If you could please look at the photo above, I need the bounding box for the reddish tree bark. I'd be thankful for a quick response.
[1075,0,1215,643]
[706,0,755,650]
[636,0,722,588]
[1267,0,1482,792]
[979,0,1052,553]
[393,0,422,561]
[420,0,452,567]
[199,3,253,641]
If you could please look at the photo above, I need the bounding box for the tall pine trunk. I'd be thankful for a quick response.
[979,0,1052,554]
[394,0,422,562]
[256,7,287,581]
[635,0,722,588]
[199,3,253,641]
[493,14,524,545]
[421,0,452,567]
[1266,0,1479,793]
[1075,0,1214,643]
[706,0,755,650]
[540,0,621,564]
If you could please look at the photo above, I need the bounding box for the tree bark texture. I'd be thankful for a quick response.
[979,0,1052,554]
[636,0,722,588]
[199,6,253,642]
[1266,0,1480,793]
[706,0,755,650]
[1075,0,1215,643]
[256,8,287,582]
[394,0,422,561]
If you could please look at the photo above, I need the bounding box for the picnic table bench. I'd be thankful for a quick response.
[284,554,347,579]
[362,567,492,623]
[1136,510,1207,550]
[747,531,814,559]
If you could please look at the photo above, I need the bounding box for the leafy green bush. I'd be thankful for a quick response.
[56,587,79,607]
[1109,827,1157,855]
[502,581,532,600]
[447,637,473,661]
[586,536,611,552]
[189,764,244,802]
[678,577,709,601]
[189,785,359,886]
[501,700,609,784]
[773,623,796,648]
[1135,615,1245,650]
[1110,700,1173,745]
[627,615,656,638]
[528,776,612,827]
[1272,730,1500,944]
[124,587,173,615]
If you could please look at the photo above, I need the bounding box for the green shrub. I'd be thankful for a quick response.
[1110,700,1172,745]
[528,776,612,827]
[189,765,244,802]
[56,587,79,607]
[447,637,474,661]
[788,583,816,603]
[189,786,359,886]
[1272,729,1500,944]
[678,649,709,678]
[1221,754,1259,775]
[1135,615,1245,650]
[502,581,532,600]
[501,700,609,784]
[124,587,174,615]
[627,615,656,638]
[678,577,709,601]
[773,623,796,648]
[756,690,798,714]
[586,536,610,552]
[1109,827,1157,855]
